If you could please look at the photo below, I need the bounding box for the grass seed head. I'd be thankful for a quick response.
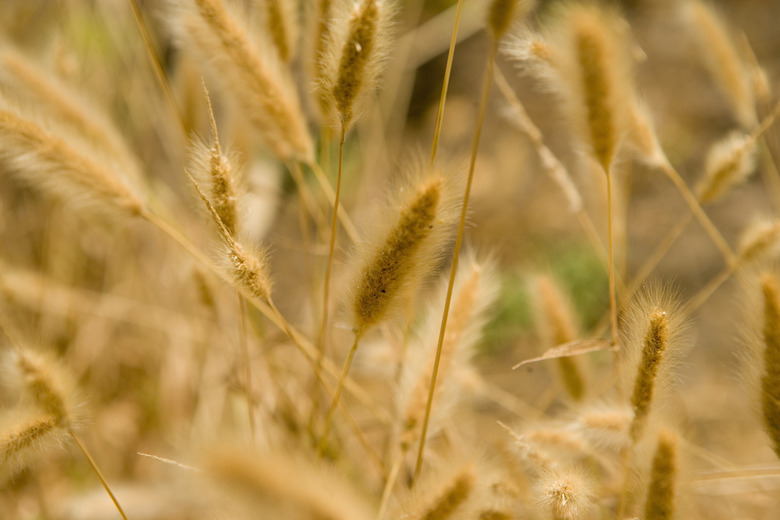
[172,0,314,161]
[0,410,64,484]
[349,164,460,333]
[760,273,780,458]
[548,3,633,172]
[320,0,395,130]
[644,429,679,520]
[697,132,757,205]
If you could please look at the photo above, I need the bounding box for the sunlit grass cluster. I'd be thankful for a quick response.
[1,0,779,518]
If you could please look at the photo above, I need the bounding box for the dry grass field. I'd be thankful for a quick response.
[1,0,780,519]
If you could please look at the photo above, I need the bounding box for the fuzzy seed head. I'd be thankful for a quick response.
[350,170,457,333]
[320,0,394,129]
[630,310,669,442]
[645,429,678,520]
[403,463,476,520]
[259,0,298,62]
[0,105,144,216]
[538,468,594,520]
[549,4,632,172]
[209,150,238,235]
[172,0,313,161]
[10,349,81,430]
[0,411,63,483]
[697,132,757,205]
[737,219,780,265]
[229,242,272,303]
[687,0,756,128]
[760,273,780,458]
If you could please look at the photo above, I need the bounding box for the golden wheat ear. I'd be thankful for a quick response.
[170,0,313,162]
[3,346,129,519]
[318,163,460,451]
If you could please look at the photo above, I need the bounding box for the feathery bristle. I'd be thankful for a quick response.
[172,0,313,161]
[697,132,757,204]
[0,104,144,216]
[644,429,678,520]
[350,167,459,332]
[320,0,394,129]
[630,309,669,442]
[760,273,780,458]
